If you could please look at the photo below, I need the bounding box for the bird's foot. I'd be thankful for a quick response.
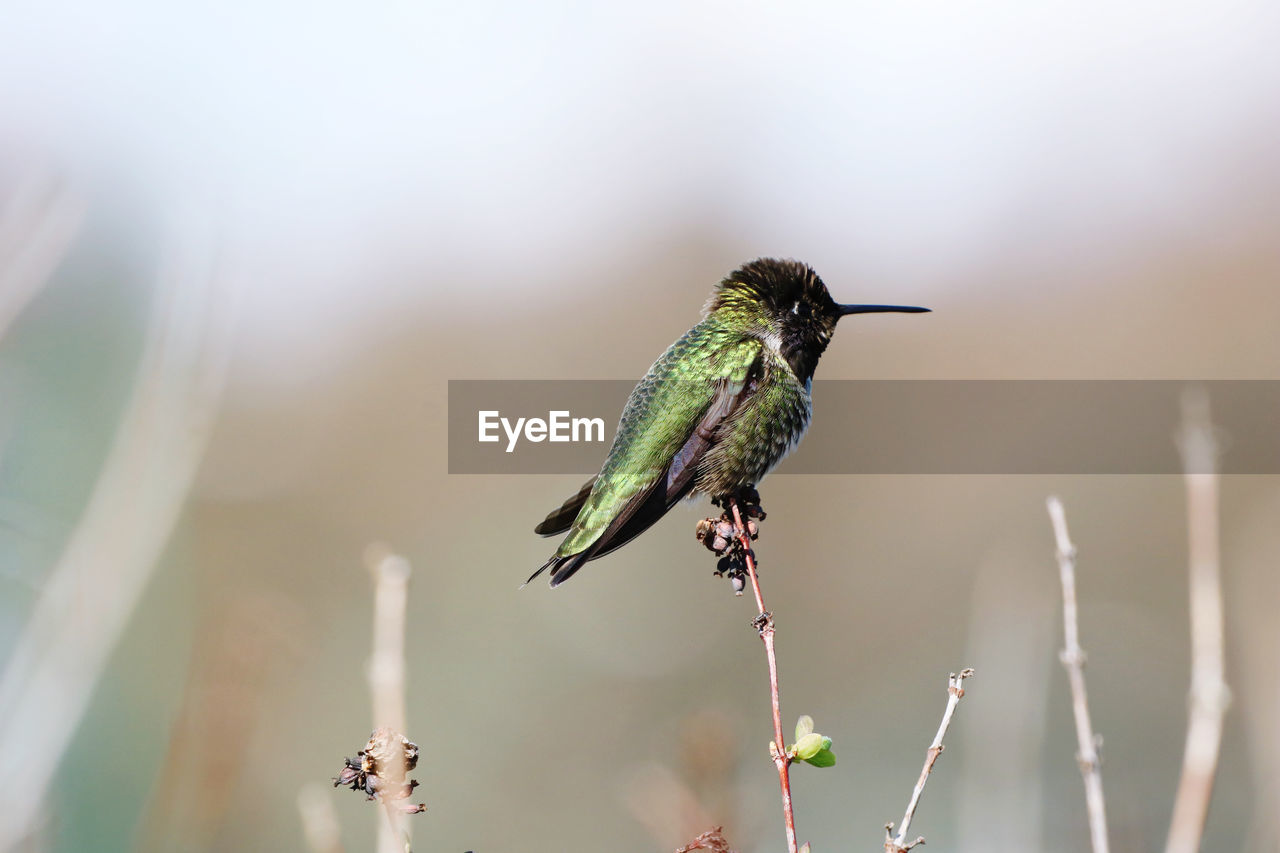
[712,486,766,522]
[735,485,767,525]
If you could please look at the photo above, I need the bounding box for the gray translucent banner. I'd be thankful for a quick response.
[447,380,1278,474]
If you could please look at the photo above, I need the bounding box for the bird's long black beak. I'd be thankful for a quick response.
[837,303,931,316]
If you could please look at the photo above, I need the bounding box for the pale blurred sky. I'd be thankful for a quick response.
[2,0,1278,373]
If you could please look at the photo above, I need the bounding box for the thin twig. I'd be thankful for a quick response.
[1164,389,1230,853]
[727,498,797,853]
[884,669,974,853]
[1047,497,1110,853]
[366,546,413,853]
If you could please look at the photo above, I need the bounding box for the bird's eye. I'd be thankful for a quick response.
[792,301,810,318]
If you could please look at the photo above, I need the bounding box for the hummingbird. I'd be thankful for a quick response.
[527,258,929,587]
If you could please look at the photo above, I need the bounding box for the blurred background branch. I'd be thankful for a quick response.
[0,224,233,851]
[298,783,346,853]
[0,175,84,343]
[1046,497,1110,853]
[1164,390,1229,853]
[366,545,413,853]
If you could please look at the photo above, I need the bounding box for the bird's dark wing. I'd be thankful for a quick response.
[527,372,752,587]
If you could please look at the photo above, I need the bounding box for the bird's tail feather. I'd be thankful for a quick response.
[534,477,597,536]
[523,552,590,588]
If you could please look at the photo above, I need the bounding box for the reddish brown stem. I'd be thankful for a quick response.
[728,499,798,853]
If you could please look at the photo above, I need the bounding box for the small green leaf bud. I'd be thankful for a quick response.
[794,732,826,761]
[804,747,836,768]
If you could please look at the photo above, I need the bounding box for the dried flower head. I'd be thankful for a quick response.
[698,488,766,595]
[333,728,426,815]
[676,826,737,853]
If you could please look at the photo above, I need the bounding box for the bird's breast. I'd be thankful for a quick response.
[694,371,811,498]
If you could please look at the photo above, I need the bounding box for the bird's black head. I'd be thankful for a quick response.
[706,258,929,383]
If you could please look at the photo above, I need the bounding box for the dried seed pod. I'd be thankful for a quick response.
[333,756,364,789]
[697,492,768,592]
[335,729,426,814]
[364,727,418,781]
